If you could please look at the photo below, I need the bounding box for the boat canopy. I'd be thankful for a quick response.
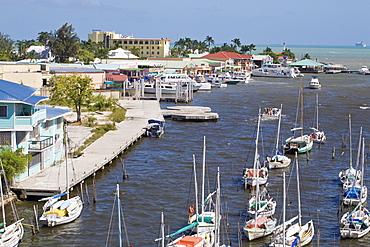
[344,187,361,199]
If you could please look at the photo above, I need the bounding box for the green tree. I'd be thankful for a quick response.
[302,53,311,60]
[0,32,14,61]
[49,75,93,122]
[37,31,53,46]
[49,23,80,63]
[0,147,32,181]
[247,44,256,54]
[129,46,141,57]
[204,36,214,52]
[231,38,241,50]
[263,47,273,53]
[281,49,295,61]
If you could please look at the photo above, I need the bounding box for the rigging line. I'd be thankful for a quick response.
[119,203,131,247]
[105,194,117,247]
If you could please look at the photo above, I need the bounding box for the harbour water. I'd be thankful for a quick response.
[9,47,370,246]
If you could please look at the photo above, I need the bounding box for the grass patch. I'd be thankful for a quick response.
[73,123,117,157]
[109,107,126,123]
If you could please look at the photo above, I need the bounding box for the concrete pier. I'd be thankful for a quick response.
[11,100,164,198]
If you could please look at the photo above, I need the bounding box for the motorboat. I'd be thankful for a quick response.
[145,119,164,138]
[262,107,281,120]
[355,41,367,47]
[232,71,251,83]
[358,66,370,75]
[144,82,180,94]
[309,76,321,89]
[252,64,299,78]
[192,74,212,91]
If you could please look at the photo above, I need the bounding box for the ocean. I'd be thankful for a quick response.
[254,45,370,70]
[9,45,370,246]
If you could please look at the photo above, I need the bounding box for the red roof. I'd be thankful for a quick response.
[106,73,127,82]
[202,51,252,59]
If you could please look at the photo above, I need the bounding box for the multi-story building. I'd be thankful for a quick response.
[88,30,171,58]
[0,79,70,181]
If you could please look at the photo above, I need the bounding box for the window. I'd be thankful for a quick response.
[0,132,11,145]
[145,41,148,44]
[152,47,154,49]
[134,41,138,44]
[157,52,160,55]
[155,41,159,44]
[129,41,133,44]
[139,41,143,44]
[0,106,7,117]
[147,52,149,54]
[123,41,127,44]
[57,118,63,129]
[150,41,154,44]
[157,47,160,49]
[152,52,154,54]
[119,41,122,44]
[44,120,52,131]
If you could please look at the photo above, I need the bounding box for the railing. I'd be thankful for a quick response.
[28,136,53,150]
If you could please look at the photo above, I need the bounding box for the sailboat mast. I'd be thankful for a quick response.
[201,136,206,218]
[296,153,302,226]
[65,131,70,200]
[355,127,363,169]
[360,138,365,199]
[0,174,6,228]
[161,212,165,247]
[192,154,199,235]
[254,109,261,171]
[215,167,221,247]
[315,94,319,130]
[275,104,283,155]
[283,171,286,246]
[299,77,304,137]
[117,184,122,247]
[349,114,353,168]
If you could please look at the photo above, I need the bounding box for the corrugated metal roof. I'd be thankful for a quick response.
[35,105,71,119]
[289,59,324,66]
[0,79,37,102]
[50,68,104,73]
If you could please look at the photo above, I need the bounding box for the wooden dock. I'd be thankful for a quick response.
[11,100,164,198]
[162,106,219,121]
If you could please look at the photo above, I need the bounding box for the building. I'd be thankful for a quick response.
[201,52,254,72]
[88,30,171,58]
[0,79,70,181]
[50,67,106,89]
[0,63,50,88]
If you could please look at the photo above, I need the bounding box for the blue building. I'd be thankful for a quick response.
[0,79,70,181]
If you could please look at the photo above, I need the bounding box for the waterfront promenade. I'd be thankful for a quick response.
[11,100,164,198]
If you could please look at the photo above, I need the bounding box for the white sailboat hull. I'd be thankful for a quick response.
[40,196,83,227]
[267,155,291,169]
[0,220,24,247]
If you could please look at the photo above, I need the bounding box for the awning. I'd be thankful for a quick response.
[104,81,115,84]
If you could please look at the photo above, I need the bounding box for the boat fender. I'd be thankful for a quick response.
[188,205,195,215]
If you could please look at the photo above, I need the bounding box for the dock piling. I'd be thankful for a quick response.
[93,173,97,203]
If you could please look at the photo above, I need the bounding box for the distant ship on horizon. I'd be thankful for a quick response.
[355,41,367,47]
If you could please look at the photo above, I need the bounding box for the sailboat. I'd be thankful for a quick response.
[247,187,276,217]
[243,109,268,188]
[340,138,370,238]
[338,115,362,188]
[164,167,227,247]
[0,168,24,246]
[309,94,326,143]
[270,153,314,246]
[342,133,367,206]
[268,172,298,247]
[267,104,291,169]
[283,78,313,154]
[39,131,83,227]
[188,137,219,235]
[244,171,277,241]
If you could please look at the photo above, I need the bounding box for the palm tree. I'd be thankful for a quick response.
[247,44,256,54]
[240,45,250,54]
[231,38,241,49]
[263,47,272,53]
[204,36,214,52]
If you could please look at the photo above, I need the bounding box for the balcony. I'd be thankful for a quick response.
[29,136,53,151]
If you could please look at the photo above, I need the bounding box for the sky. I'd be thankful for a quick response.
[1,0,370,47]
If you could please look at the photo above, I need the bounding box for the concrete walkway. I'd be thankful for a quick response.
[11,100,164,198]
